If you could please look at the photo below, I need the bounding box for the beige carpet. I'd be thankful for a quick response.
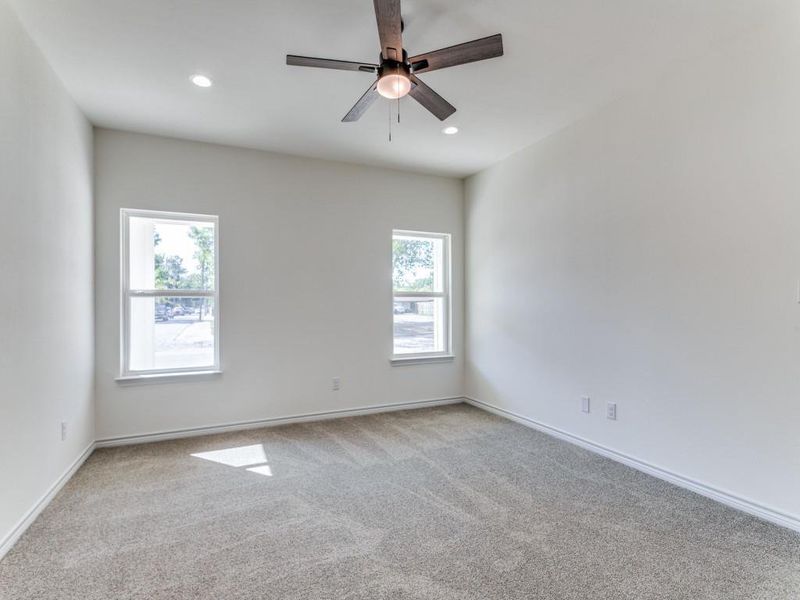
[1,404,798,599]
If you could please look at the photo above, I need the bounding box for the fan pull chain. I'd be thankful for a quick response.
[388,99,392,142]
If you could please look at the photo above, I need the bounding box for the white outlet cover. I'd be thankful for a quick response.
[606,402,617,420]
[581,397,590,413]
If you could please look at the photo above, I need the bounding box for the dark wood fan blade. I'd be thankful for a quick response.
[287,55,378,73]
[408,75,456,121]
[373,0,403,62]
[409,34,503,74]
[342,81,380,122]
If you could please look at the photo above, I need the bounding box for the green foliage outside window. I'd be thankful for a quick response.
[393,238,433,291]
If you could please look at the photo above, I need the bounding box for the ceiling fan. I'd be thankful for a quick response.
[286,0,503,122]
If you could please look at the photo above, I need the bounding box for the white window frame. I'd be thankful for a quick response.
[119,208,220,378]
[391,229,453,364]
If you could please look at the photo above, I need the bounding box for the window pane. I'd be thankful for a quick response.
[392,234,444,293]
[129,217,215,291]
[129,297,215,371]
[393,297,446,355]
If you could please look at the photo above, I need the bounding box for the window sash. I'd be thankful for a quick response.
[120,209,220,377]
[126,290,215,298]
[392,291,445,298]
[125,295,217,375]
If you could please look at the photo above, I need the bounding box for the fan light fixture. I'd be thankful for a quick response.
[377,73,411,99]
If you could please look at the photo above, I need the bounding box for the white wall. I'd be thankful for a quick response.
[94,129,463,440]
[466,11,800,521]
[0,0,94,550]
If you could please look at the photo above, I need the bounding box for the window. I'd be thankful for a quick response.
[392,230,451,360]
[120,209,219,377]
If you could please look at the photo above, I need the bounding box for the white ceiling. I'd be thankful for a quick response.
[9,0,786,177]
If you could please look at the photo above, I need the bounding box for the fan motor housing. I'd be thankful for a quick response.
[379,49,410,75]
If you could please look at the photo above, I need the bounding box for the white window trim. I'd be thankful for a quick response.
[391,229,453,365]
[119,208,220,380]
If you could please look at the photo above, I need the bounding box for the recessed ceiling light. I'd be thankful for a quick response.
[191,74,213,88]
[442,126,459,135]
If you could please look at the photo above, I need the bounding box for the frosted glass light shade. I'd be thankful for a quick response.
[377,74,411,99]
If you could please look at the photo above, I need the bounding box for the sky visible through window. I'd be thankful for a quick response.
[155,222,206,273]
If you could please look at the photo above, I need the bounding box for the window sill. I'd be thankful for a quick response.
[390,355,455,366]
[115,370,222,385]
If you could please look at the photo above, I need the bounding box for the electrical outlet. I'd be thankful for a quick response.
[60,421,67,441]
[581,396,590,413]
[606,402,617,420]
[332,377,341,391]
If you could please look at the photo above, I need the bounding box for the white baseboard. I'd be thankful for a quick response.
[465,396,800,534]
[95,396,465,448]
[0,441,96,562]
[8,394,794,568]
